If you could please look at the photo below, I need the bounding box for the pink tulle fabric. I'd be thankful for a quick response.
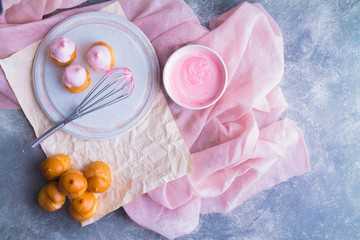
[0,1,309,239]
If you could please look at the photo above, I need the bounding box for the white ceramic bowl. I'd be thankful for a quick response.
[163,45,228,110]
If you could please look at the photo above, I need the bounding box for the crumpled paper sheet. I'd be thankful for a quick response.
[0,2,193,226]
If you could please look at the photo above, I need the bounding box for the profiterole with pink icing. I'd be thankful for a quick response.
[62,65,91,94]
[87,41,115,72]
[49,37,76,66]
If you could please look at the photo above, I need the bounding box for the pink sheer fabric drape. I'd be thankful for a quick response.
[0,1,309,239]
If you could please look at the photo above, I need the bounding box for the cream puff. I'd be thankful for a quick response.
[62,64,91,94]
[85,161,112,193]
[49,37,76,66]
[40,153,71,180]
[69,192,98,222]
[59,169,87,199]
[87,41,115,72]
[38,182,66,212]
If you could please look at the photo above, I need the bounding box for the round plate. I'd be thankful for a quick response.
[33,12,160,140]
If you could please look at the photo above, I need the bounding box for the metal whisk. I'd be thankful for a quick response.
[30,67,135,149]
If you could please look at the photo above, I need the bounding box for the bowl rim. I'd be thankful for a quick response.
[163,44,228,110]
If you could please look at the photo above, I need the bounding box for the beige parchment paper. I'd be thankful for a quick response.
[0,2,193,226]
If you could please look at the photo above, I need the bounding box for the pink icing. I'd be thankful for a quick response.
[87,45,112,72]
[169,48,223,107]
[62,65,87,88]
[49,37,75,63]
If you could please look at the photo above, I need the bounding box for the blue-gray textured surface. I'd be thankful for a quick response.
[1,0,359,239]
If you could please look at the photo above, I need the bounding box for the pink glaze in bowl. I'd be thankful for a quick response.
[163,45,228,110]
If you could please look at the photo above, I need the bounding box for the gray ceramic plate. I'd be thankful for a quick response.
[33,11,160,140]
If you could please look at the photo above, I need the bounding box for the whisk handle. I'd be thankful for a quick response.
[30,121,65,149]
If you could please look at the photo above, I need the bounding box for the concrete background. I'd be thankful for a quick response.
[1,0,359,239]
